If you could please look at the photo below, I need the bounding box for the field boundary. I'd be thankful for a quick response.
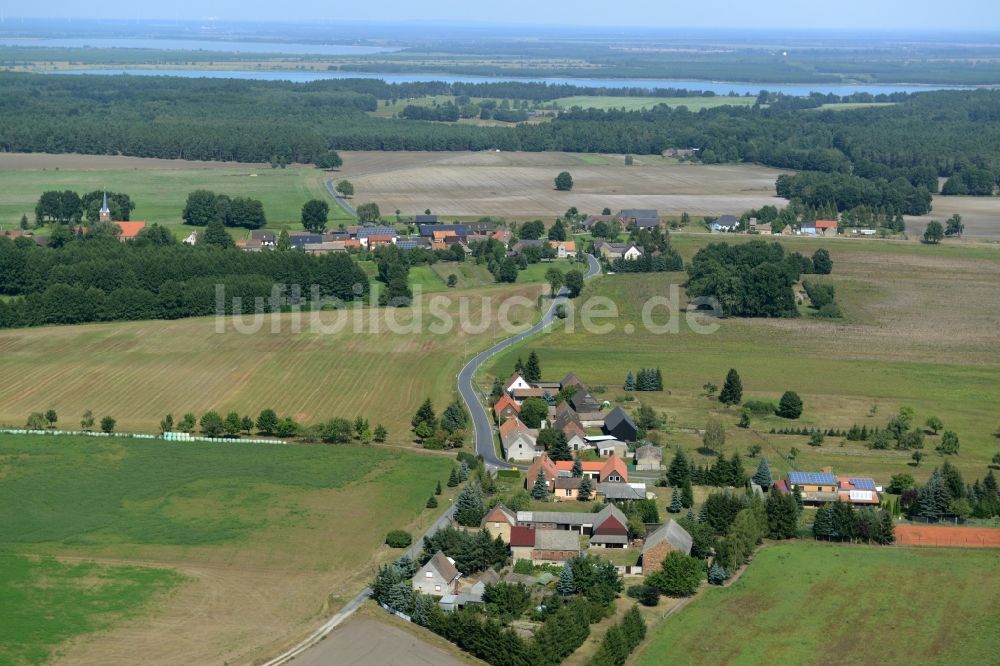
[895,524,1000,548]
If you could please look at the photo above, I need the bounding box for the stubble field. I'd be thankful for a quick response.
[0,283,541,437]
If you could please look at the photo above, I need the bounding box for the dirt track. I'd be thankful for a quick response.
[293,618,469,666]
[896,524,1000,547]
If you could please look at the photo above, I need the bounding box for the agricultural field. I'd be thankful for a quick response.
[633,541,1000,665]
[553,95,757,111]
[485,235,1000,482]
[0,282,542,437]
[905,194,1000,239]
[0,434,453,665]
[341,151,787,220]
[0,153,350,235]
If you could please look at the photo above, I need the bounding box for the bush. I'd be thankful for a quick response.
[743,399,777,417]
[626,584,660,607]
[645,552,704,597]
[776,391,803,419]
[815,302,843,318]
[496,469,521,481]
[385,529,413,548]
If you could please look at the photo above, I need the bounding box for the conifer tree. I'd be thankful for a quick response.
[549,431,573,461]
[556,563,575,595]
[667,448,691,487]
[752,457,773,489]
[571,456,583,478]
[655,367,664,391]
[514,357,524,374]
[412,398,436,430]
[458,460,470,482]
[719,369,743,406]
[441,400,468,433]
[491,376,504,401]
[812,504,834,540]
[447,466,460,487]
[681,478,694,508]
[531,469,549,499]
[668,488,683,513]
[426,495,438,508]
[707,561,729,585]
[524,351,542,382]
[435,480,442,495]
[579,476,593,501]
[454,482,485,527]
[624,370,636,392]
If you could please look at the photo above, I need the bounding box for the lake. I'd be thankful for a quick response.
[0,37,397,56]
[46,68,970,96]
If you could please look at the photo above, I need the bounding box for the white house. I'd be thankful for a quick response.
[413,551,461,596]
[501,417,541,462]
[504,372,532,394]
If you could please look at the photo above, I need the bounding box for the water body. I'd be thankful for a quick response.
[0,37,397,56]
[47,68,969,96]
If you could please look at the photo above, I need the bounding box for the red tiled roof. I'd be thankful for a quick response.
[115,221,145,239]
[599,453,629,483]
[815,220,839,229]
[494,394,520,417]
[510,525,536,547]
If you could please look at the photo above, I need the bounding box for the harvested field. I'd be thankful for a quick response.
[895,525,1000,548]
[0,283,542,438]
[296,616,474,666]
[340,151,787,219]
[905,194,1000,239]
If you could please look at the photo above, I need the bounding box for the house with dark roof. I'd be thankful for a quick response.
[289,232,324,249]
[418,223,470,238]
[532,529,582,564]
[711,215,739,233]
[641,520,693,573]
[561,373,585,390]
[581,214,611,230]
[589,509,630,548]
[517,504,628,538]
[413,551,461,596]
[597,482,647,502]
[509,525,538,561]
[603,407,638,442]
[251,230,276,245]
[570,391,603,425]
[836,476,880,506]
[415,214,439,224]
[616,209,660,229]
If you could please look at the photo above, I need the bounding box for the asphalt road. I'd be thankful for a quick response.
[263,252,601,665]
[324,178,357,218]
[458,253,602,470]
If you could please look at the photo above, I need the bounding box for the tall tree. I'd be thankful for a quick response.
[531,469,549,500]
[524,351,542,382]
[668,488,683,513]
[554,171,574,191]
[301,199,330,233]
[719,369,743,406]
[777,391,803,419]
[578,476,593,501]
[752,457,773,489]
[454,482,485,527]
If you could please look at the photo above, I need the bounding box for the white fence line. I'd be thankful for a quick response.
[0,428,288,446]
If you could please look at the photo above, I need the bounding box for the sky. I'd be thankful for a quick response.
[4,1,998,31]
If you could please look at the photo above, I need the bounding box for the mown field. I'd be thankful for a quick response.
[0,153,350,234]
[553,95,757,111]
[343,151,786,220]
[633,541,1000,665]
[486,235,1000,483]
[0,282,542,437]
[0,434,453,665]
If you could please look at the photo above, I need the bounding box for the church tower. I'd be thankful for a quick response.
[99,192,111,222]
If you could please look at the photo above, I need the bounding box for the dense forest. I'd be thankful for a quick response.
[2,73,999,213]
[0,233,370,328]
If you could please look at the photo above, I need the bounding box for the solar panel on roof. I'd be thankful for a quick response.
[850,478,876,490]
[788,471,836,485]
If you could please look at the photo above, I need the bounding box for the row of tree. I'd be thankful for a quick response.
[182,190,267,229]
[34,190,135,225]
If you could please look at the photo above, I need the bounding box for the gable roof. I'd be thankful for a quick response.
[570,391,601,413]
[788,471,837,486]
[534,529,582,552]
[561,420,587,440]
[561,373,584,389]
[604,407,637,433]
[597,482,647,500]
[115,221,146,239]
[483,504,517,526]
[594,503,629,526]
[599,453,629,482]
[423,551,460,582]
[512,387,547,399]
[509,525,536,547]
[493,394,520,416]
[635,444,662,460]
[715,214,739,225]
[642,520,693,556]
[505,372,529,392]
[499,417,535,444]
[815,219,839,229]
[526,454,558,483]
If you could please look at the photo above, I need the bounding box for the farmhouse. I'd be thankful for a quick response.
[597,482,648,502]
[596,439,629,458]
[493,394,520,421]
[525,454,558,490]
[562,421,589,452]
[641,520,693,574]
[634,444,663,471]
[561,372,585,390]
[413,551,461,596]
[570,391,604,425]
[837,476,880,506]
[616,209,660,229]
[251,230,276,245]
[414,214,439,224]
[482,504,518,541]
[419,223,470,239]
[509,525,538,561]
[581,214,612,230]
[500,417,540,462]
[517,504,628,538]
[504,372,532,394]
[603,406,638,442]
[814,220,839,236]
[785,471,839,504]
[528,529,583,564]
[555,452,628,484]
[549,240,577,258]
[114,221,146,241]
[589,509,630,548]
[711,214,739,232]
[595,240,643,262]
[553,476,584,501]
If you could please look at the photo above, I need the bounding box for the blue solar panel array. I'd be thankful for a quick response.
[850,478,876,490]
[788,471,837,485]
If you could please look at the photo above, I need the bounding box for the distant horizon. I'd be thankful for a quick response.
[2,0,998,32]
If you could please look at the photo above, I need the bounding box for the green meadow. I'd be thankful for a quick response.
[0,162,351,234]
[553,96,757,111]
[634,542,1000,665]
[0,553,183,666]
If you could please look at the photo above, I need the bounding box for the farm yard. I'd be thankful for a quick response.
[0,434,453,665]
[485,235,1000,483]
[632,541,1000,665]
[0,282,542,437]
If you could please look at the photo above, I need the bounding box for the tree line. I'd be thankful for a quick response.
[0,233,370,329]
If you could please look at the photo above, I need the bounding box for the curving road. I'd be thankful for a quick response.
[458,253,602,470]
[262,253,600,666]
[324,178,357,218]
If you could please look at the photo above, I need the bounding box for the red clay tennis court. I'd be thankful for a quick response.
[896,525,1000,548]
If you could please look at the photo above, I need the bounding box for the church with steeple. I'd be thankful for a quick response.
[99,192,111,222]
